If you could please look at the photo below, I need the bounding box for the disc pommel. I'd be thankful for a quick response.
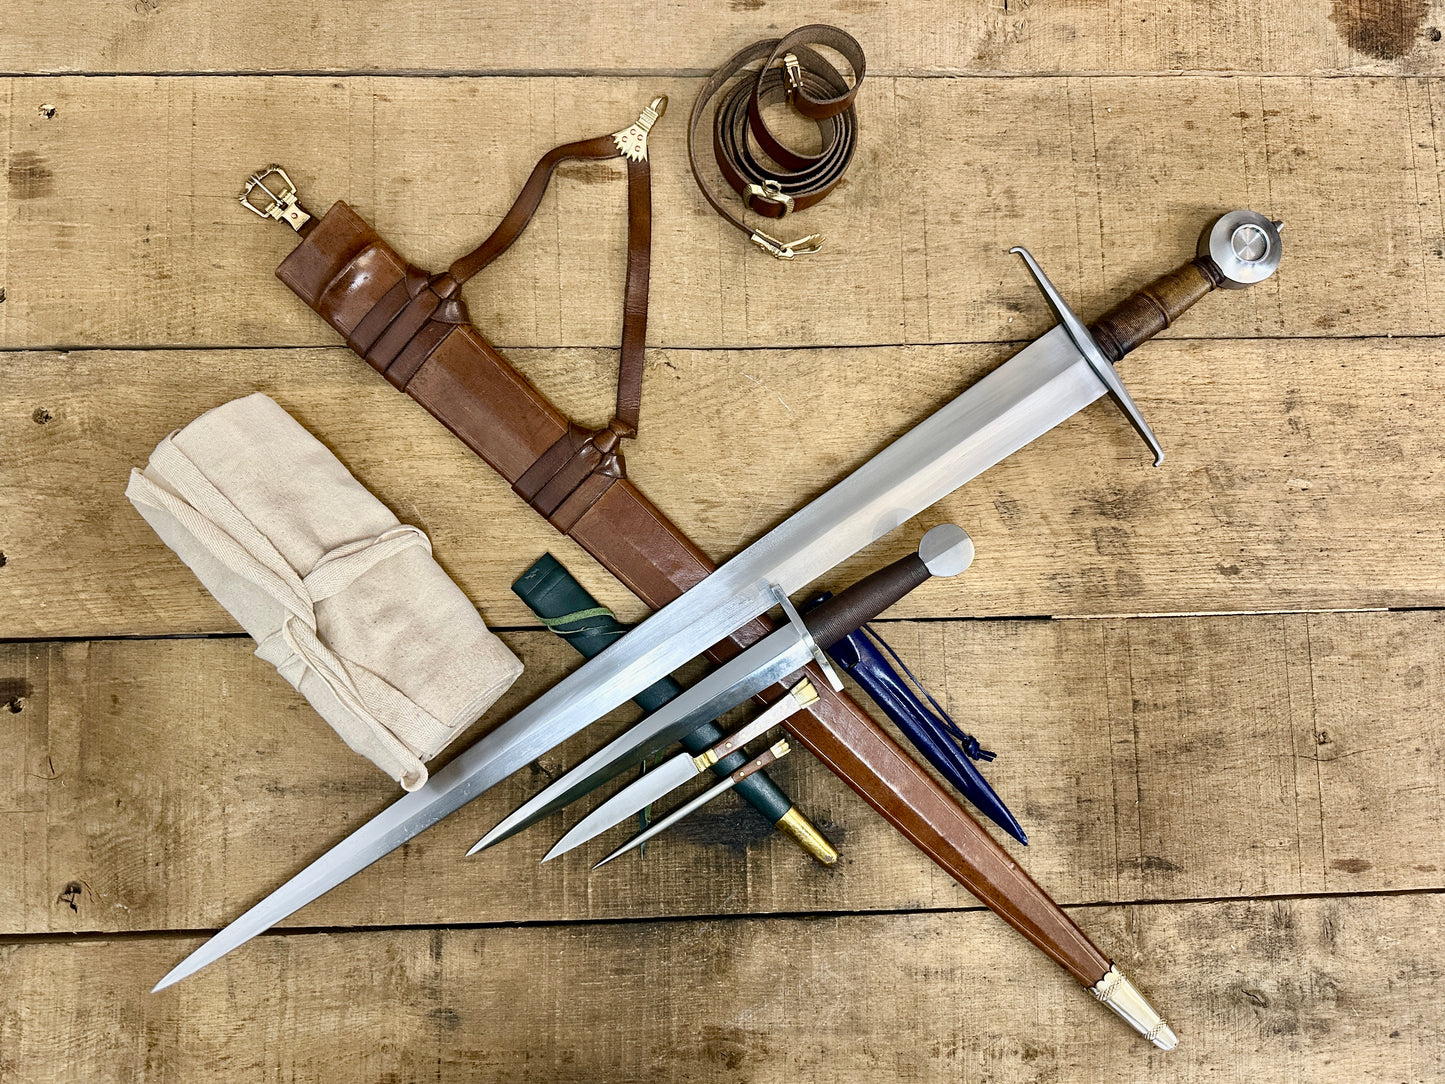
[1199,210,1283,288]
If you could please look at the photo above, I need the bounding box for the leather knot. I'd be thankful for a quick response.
[513,422,631,532]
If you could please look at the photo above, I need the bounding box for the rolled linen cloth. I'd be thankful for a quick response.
[126,392,523,791]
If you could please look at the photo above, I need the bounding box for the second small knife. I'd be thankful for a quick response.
[544,678,820,861]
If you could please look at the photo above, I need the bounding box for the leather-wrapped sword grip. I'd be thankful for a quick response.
[803,553,931,650]
[1088,257,1224,364]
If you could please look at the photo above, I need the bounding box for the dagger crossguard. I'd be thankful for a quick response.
[1011,210,1283,467]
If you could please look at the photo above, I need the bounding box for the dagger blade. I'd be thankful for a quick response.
[543,680,817,862]
[155,325,1102,989]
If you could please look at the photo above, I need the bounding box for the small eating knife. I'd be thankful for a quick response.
[593,738,795,868]
[543,678,819,861]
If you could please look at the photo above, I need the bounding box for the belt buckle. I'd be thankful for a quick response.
[782,52,804,97]
[238,165,311,232]
[743,179,795,216]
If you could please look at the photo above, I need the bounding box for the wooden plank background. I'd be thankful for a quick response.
[3,1,1444,1080]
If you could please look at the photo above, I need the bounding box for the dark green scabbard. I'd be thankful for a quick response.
[512,553,837,866]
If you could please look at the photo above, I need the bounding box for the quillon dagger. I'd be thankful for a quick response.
[543,678,820,863]
[155,211,1281,1049]
[474,524,977,853]
[594,739,795,868]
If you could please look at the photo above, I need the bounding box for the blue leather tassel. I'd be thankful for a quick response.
[811,599,1027,846]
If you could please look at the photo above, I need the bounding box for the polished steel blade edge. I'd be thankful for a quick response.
[471,627,812,853]
[594,772,740,868]
[543,682,809,861]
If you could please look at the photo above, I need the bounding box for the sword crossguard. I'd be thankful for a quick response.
[1010,246,1166,467]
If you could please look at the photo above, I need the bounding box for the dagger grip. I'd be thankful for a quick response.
[1088,256,1224,364]
[732,741,789,783]
[803,553,931,650]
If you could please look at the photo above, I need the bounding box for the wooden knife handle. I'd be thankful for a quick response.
[1088,256,1225,364]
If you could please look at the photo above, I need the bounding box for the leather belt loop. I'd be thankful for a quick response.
[688,26,863,258]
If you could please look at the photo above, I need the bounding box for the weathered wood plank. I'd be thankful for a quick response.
[3,611,1438,935]
[0,75,1438,350]
[3,338,1445,638]
[1,894,1440,1083]
[3,0,1443,77]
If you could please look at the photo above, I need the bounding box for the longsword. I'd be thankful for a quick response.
[156,211,1282,1048]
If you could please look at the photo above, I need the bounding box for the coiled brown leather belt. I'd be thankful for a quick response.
[688,25,865,259]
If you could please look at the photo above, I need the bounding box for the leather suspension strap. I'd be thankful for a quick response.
[451,131,655,441]
[688,25,864,259]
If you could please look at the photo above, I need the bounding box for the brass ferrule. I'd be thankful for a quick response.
[774,805,839,866]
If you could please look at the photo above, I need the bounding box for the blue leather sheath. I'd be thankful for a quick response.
[825,622,1027,845]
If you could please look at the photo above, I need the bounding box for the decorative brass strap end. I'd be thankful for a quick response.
[613,95,668,162]
[774,805,839,866]
[750,229,825,260]
[1090,965,1178,1051]
[239,165,311,232]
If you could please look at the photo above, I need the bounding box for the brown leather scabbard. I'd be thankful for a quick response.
[260,108,1113,989]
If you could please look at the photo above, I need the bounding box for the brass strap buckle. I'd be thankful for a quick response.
[743,179,795,216]
[749,229,825,260]
[782,52,804,96]
[239,166,310,232]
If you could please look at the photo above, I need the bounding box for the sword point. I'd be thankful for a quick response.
[151,969,184,993]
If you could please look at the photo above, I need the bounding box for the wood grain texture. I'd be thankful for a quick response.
[2,894,1441,1083]
[3,611,1439,936]
[0,74,1441,350]
[3,336,1444,638]
[3,0,1444,76]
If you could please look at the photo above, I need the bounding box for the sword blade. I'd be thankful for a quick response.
[473,626,814,854]
[545,754,699,864]
[155,326,1101,988]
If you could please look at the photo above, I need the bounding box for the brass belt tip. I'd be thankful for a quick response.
[750,230,825,260]
[613,96,668,162]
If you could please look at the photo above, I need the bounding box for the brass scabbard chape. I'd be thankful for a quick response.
[775,805,838,866]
